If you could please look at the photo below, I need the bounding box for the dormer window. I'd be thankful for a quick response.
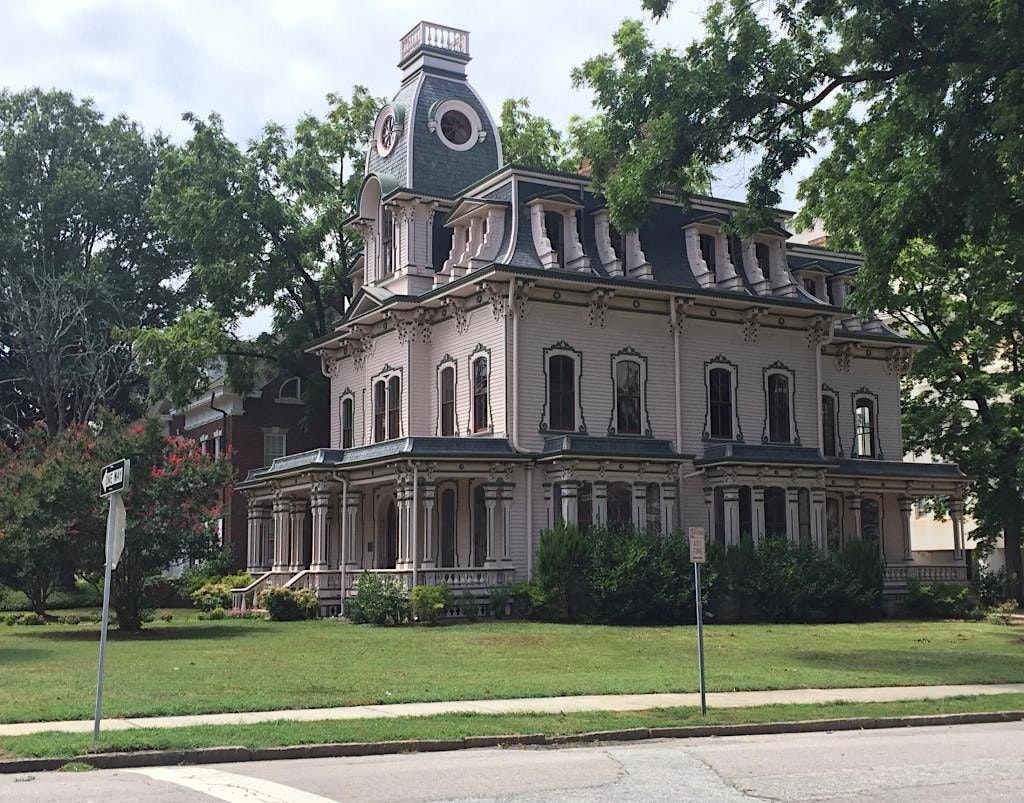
[529,197,590,271]
[755,242,771,277]
[277,377,302,402]
[544,211,564,264]
[803,278,817,296]
[685,224,742,290]
[699,234,716,271]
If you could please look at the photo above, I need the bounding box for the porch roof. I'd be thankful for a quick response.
[539,435,686,460]
[240,437,524,485]
[695,443,834,467]
[829,458,966,481]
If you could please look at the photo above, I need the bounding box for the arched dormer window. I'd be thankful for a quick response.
[277,377,302,402]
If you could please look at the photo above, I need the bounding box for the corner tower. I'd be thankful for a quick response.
[366,22,502,198]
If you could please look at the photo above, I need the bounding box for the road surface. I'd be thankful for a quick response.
[2,722,1022,801]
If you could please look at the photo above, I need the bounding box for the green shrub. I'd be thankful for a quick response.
[904,580,981,619]
[973,568,1015,608]
[488,585,512,619]
[58,614,81,625]
[191,582,233,612]
[411,583,451,625]
[987,599,1019,625]
[207,606,228,620]
[10,612,47,626]
[535,522,591,622]
[257,587,319,621]
[159,613,174,623]
[453,590,480,621]
[346,574,408,625]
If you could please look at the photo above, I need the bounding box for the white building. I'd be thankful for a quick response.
[235,22,968,615]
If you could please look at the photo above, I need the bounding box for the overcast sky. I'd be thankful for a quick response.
[1,0,808,206]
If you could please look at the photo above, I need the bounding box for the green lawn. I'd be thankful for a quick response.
[1,615,1022,724]
[2,694,1023,760]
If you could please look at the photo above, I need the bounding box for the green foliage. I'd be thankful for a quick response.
[498,98,585,172]
[190,582,233,612]
[57,614,80,625]
[141,86,383,407]
[0,88,190,436]
[488,585,512,619]
[159,613,174,623]
[574,1,1024,600]
[257,587,318,621]
[904,581,981,621]
[206,607,228,621]
[410,584,451,625]
[454,591,480,622]
[345,573,408,626]
[986,600,1019,626]
[973,568,1015,609]
[535,522,592,622]
[5,612,46,626]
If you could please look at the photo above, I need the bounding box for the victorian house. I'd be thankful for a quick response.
[234,22,968,615]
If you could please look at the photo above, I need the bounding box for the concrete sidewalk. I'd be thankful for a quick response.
[2,683,1022,738]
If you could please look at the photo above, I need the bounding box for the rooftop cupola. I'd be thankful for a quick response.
[399,21,471,79]
[364,21,501,199]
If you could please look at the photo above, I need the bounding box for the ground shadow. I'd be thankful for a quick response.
[0,647,51,664]
[785,646,1024,684]
[6,624,262,643]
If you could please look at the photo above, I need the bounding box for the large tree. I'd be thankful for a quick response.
[574,0,1024,598]
[0,89,189,437]
[139,87,382,407]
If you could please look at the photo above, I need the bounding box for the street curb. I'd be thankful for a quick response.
[1,711,1022,774]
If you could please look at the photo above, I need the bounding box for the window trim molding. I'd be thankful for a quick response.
[276,376,303,404]
[428,99,483,152]
[762,361,801,445]
[540,341,587,434]
[468,343,493,435]
[851,387,883,459]
[821,384,844,457]
[369,363,404,442]
[607,346,652,437]
[435,354,459,437]
[339,388,355,449]
[703,356,743,442]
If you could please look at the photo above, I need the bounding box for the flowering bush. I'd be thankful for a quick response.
[410,583,451,625]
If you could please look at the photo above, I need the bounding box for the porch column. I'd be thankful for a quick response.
[951,497,966,561]
[484,484,499,566]
[245,498,260,572]
[660,482,676,537]
[593,480,608,525]
[499,484,514,563]
[344,490,362,566]
[271,494,290,572]
[786,488,800,543]
[632,482,648,530]
[898,496,913,562]
[310,483,331,571]
[811,490,827,551]
[289,498,308,571]
[559,480,579,525]
[396,481,412,569]
[722,485,740,546]
[421,482,437,568]
[752,486,766,544]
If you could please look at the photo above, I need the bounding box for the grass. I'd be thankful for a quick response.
[2,693,1022,760]
[1,614,1022,724]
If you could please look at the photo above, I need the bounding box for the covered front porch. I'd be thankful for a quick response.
[234,442,527,616]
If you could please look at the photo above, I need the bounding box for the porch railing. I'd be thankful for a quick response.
[884,564,968,584]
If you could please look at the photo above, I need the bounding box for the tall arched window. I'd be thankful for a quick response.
[548,354,576,432]
[373,381,387,443]
[855,399,876,457]
[472,484,487,567]
[387,375,401,439]
[380,206,395,275]
[767,374,791,443]
[440,488,457,566]
[798,488,810,541]
[607,482,632,529]
[764,487,787,539]
[713,487,725,544]
[645,483,661,532]
[341,396,354,449]
[826,497,841,550]
[472,356,489,432]
[382,500,398,569]
[739,486,753,539]
[615,360,642,435]
[439,366,455,436]
[709,367,734,439]
[821,393,838,456]
[578,481,594,531]
[861,498,880,546]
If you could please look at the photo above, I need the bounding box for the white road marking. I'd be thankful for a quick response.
[128,765,338,803]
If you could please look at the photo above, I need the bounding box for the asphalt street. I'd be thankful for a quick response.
[2,721,1022,802]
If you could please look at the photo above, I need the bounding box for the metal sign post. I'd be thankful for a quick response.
[94,459,130,740]
[688,526,707,717]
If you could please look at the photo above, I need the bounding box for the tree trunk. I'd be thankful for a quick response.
[1003,514,1024,604]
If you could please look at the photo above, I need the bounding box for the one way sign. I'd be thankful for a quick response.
[100,459,130,497]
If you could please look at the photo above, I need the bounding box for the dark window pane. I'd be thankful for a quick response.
[768,374,791,442]
[578,482,593,531]
[699,233,716,269]
[549,355,576,431]
[473,357,488,431]
[861,498,880,543]
[855,400,875,457]
[755,242,770,277]
[440,367,455,436]
[341,398,353,449]
[765,487,787,539]
[615,360,642,434]
[739,486,752,539]
[373,381,387,443]
[544,211,564,264]
[472,484,487,567]
[608,482,632,529]
[440,489,457,566]
[387,376,401,440]
[709,367,733,439]
[822,395,837,456]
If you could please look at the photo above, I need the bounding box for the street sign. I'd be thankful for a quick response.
[688,526,706,563]
[100,459,130,497]
[687,526,708,716]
